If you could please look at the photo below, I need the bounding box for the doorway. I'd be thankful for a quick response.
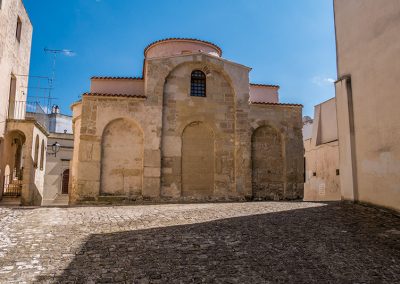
[62,169,69,194]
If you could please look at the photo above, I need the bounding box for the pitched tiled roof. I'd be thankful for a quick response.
[250,83,280,89]
[91,76,143,80]
[82,93,146,99]
[144,38,222,56]
[249,101,303,107]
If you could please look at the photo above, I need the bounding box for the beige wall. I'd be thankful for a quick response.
[334,0,400,211]
[145,40,221,59]
[0,0,32,136]
[42,133,73,205]
[304,139,340,201]
[1,119,47,205]
[249,85,279,103]
[304,98,340,201]
[318,98,338,144]
[90,79,144,96]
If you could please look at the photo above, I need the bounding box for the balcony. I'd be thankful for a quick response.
[8,100,47,120]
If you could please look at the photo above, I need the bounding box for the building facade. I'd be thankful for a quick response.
[42,132,73,205]
[70,38,304,204]
[0,0,49,206]
[303,98,340,201]
[334,0,400,211]
[26,106,74,205]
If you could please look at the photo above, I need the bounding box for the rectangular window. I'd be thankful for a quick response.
[0,0,3,10]
[8,75,17,119]
[16,17,22,42]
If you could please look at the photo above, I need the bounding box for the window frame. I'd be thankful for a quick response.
[39,139,45,171]
[34,135,39,168]
[190,70,206,97]
[16,16,22,42]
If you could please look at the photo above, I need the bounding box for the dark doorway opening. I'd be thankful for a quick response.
[62,169,69,194]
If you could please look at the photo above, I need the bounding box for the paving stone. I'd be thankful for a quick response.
[0,202,399,283]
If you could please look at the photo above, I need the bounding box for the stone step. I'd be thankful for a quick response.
[0,197,21,206]
[42,195,69,206]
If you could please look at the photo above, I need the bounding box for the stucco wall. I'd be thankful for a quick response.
[42,133,73,204]
[90,79,144,96]
[1,119,47,205]
[304,98,340,201]
[146,40,221,59]
[334,0,400,211]
[0,0,32,137]
[304,139,340,201]
[249,85,279,103]
[48,113,73,134]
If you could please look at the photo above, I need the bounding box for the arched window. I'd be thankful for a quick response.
[34,135,39,168]
[190,70,206,97]
[39,139,45,171]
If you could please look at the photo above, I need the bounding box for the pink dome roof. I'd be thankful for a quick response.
[144,38,222,59]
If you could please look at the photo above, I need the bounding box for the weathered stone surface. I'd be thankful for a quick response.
[70,44,304,204]
[0,202,399,283]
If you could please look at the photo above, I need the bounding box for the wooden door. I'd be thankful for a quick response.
[62,169,69,194]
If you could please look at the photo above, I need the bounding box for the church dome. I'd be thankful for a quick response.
[144,38,222,59]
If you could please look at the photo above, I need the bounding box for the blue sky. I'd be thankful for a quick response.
[24,0,336,117]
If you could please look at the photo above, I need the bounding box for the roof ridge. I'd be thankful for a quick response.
[91,76,143,80]
[250,83,280,88]
[249,101,302,107]
[82,93,147,98]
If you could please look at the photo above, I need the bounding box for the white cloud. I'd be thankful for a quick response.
[62,50,77,57]
[312,76,335,86]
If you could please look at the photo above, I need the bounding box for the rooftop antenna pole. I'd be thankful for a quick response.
[44,48,73,114]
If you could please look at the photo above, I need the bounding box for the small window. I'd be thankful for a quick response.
[190,70,206,97]
[336,169,340,176]
[16,17,22,42]
[34,135,39,168]
[40,139,45,171]
[0,0,3,10]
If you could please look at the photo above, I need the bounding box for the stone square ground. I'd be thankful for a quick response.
[0,201,399,283]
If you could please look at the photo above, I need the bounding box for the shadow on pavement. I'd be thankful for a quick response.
[36,203,400,283]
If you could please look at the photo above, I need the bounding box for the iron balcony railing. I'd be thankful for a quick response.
[8,100,47,120]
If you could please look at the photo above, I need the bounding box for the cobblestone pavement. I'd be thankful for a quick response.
[0,202,399,283]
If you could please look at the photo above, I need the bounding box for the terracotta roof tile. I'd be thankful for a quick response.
[91,76,143,80]
[249,101,303,107]
[250,83,280,89]
[82,93,147,99]
[144,38,222,56]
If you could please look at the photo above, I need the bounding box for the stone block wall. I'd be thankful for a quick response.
[70,53,304,204]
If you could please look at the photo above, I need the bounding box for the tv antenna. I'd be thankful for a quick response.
[44,48,74,113]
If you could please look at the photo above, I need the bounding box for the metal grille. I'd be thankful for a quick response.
[190,70,206,97]
[2,175,22,197]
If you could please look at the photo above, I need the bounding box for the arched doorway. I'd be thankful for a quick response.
[251,125,284,200]
[182,122,214,197]
[2,130,25,197]
[100,119,144,197]
[62,169,69,194]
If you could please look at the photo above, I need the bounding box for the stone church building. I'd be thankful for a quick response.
[70,38,304,204]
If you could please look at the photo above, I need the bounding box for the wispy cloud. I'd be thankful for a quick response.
[312,76,335,86]
[62,50,77,57]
